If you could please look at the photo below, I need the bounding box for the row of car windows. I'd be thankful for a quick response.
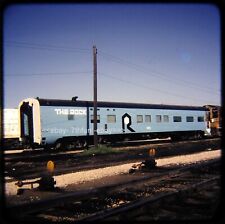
[86,115,205,123]
[126,115,204,123]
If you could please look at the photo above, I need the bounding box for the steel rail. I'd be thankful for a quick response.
[4,137,220,164]
[81,176,220,221]
[6,158,220,219]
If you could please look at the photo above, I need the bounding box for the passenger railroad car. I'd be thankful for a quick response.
[18,97,208,149]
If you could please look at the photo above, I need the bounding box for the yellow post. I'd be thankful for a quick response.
[47,160,55,173]
[149,148,156,157]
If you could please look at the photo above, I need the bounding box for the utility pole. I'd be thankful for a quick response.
[93,45,98,148]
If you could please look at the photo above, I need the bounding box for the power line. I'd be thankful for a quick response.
[5,41,220,95]
[4,41,220,104]
[4,69,219,105]
[98,72,219,105]
[4,41,91,53]
[5,69,219,104]
[98,50,220,95]
[6,71,92,76]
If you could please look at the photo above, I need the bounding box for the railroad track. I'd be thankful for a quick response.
[4,137,219,161]
[6,159,221,222]
[3,138,171,163]
[4,138,221,181]
[83,177,220,221]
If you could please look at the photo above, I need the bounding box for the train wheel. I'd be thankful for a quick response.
[194,132,203,140]
[82,140,87,148]
[98,137,107,144]
[74,140,87,149]
[55,142,62,150]
[54,140,65,150]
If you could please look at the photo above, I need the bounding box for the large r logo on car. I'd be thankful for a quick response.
[122,113,135,133]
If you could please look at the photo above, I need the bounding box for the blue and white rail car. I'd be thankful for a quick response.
[18,97,208,149]
[19,98,88,148]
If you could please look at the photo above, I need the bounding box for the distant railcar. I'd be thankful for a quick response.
[18,97,209,149]
[3,109,20,149]
[204,105,222,136]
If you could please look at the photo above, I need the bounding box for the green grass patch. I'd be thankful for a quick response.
[82,144,120,156]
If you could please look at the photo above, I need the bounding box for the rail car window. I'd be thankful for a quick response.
[23,113,29,136]
[145,115,151,123]
[198,116,204,122]
[68,114,75,120]
[107,115,116,123]
[90,115,100,123]
[137,115,143,123]
[156,115,162,123]
[186,116,194,122]
[173,116,182,122]
[212,110,218,118]
[163,115,169,122]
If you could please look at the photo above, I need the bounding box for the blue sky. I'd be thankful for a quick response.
[3,3,221,108]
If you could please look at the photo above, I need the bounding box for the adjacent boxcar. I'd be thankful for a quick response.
[204,105,222,136]
[3,109,20,149]
[18,97,208,149]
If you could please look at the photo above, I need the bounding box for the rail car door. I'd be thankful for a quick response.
[20,102,34,145]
